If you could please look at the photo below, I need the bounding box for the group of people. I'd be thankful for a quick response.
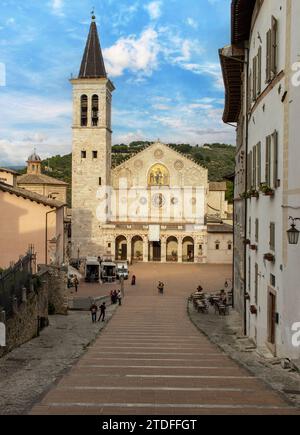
[110,289,122,306]
[89,302,106,323]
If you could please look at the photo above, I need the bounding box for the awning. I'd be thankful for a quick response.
[219,45,245,123]
[231,0,256,45]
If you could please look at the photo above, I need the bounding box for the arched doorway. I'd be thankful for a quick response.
[148,241,161,262]
[182,236,194,262]
[131,236,143,262]
[166,236,178,262]
[115,236,127,261]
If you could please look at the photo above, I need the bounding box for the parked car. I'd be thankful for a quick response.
[116,261,129,280]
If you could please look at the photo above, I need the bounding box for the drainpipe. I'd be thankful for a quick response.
[243,47,250,336]
[45,209,56,265]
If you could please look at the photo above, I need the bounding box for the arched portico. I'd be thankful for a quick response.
[115,235,127,261]
[131,236,143,261]
[182,236,195,262]
[166,236,178,262]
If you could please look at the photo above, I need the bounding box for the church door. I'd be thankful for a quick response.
[153,242,161,261]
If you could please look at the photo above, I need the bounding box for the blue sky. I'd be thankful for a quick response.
[0,0,234,166]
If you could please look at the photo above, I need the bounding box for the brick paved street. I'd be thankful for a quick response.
[31,264,299,415]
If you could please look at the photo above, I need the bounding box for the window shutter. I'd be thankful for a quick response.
[248,150,253,188]
[266,30,272,82]
[248,71,252,112]
[265,136,271,185]
[257,47,262,95]
[271,16,278,76]
[255,218,259,243]
[252,57,257,101]
[257,142,261,186]
[255,263,258,305]
[252,146,257,189]
[270,222,275,251]
[272,130,279,188]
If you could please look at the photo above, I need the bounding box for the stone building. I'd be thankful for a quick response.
[220,0,300,360]
[0,182,65,268]
[17,151,68,204]
[71,16,233,265]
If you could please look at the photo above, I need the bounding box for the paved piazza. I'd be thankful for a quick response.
[31,264,298,415]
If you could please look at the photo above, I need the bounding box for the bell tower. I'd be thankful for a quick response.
[71,14,115,258]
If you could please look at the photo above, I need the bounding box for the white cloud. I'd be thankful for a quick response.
[50,0,64,17]
[145,1,162,20]
[103,28,160,77]
[0,92,71,165]
[186,18,198,29]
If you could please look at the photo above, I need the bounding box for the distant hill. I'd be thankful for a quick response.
[39,143,235,206]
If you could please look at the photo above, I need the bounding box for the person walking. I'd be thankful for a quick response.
[98,302,106,322]
[158,281,164,295]
[74,275,79,293]
[90,302,98,323]
[131,275,136,286]
[117,290,122,306]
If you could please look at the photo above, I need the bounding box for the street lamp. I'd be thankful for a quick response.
[287,217,300,245]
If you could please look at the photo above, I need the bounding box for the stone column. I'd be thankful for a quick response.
[161,237,167,263]
[127,236,132,264]
[143,237,149,262]
[112,237,116,261]
[178,236,183,263]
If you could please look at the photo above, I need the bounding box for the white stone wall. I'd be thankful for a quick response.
[243,0,300,358]
[71,78,113,258]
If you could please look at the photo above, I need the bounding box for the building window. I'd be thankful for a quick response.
[265,131,279,189]
[270,274,276,287]
[108,243,111,248]
[228,243,232,251]
[199,244,202,251]
[81,95,88,127]
[93,151,98,159]
[99,177,102,186]
[270,222,275,251]
[81,150,86,159]
[92,95,99,126]
[266,16,278,83]
[215,242,220,250]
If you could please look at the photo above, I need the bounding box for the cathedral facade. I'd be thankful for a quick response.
[71,17,233,265]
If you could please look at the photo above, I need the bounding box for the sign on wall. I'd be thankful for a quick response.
[148,225,160,242]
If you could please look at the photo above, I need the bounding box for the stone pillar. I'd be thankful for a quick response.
[112,237,116,261]
[178,237,183,263]
[143,237,149,262]
[127,237,132,264]
[161,237,167,263]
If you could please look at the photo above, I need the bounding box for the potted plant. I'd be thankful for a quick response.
[250,305,258,315]
[259,183,274,197]
[264,253,275,262]
[243,239,251,245]
[135,251,142,261]
[240,191,251,199]
[249,188,259,198]
[250,244,257,251]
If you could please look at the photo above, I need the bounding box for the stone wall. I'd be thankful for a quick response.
[39,265,68,315]
[0,265,68,357]
[0,277,48,357]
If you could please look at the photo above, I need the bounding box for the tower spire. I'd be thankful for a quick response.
[79,14,107,79]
